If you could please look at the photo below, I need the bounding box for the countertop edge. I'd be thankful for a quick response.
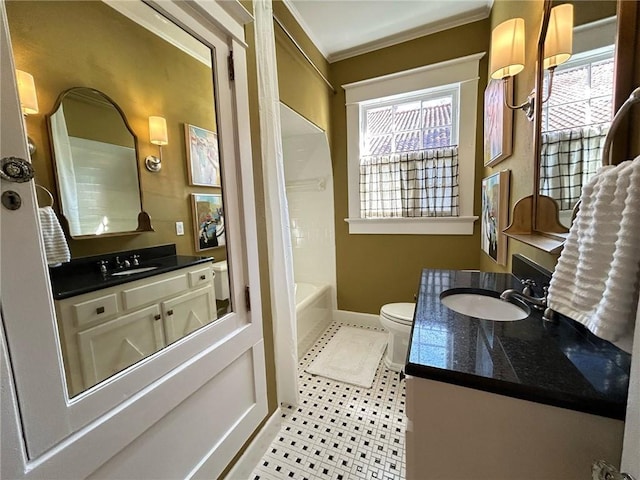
[405,362,626,421]
[51,256,214,300]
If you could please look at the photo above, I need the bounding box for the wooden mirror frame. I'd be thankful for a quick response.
[504,0,638,254]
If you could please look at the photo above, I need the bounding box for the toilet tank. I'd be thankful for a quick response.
[212,260,229,301]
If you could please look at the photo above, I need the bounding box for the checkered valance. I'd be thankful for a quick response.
[540,125,608,210]
[359,146,459,218]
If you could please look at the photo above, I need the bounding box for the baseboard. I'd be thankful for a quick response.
[223,408,282,480]
[333,310,382,330]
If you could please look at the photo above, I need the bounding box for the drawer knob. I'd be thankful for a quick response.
[96,306,105,315]
[154,314,161,321]
[200,274,206,280]
[167,309,174,315]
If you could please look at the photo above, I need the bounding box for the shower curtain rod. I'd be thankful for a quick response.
[272,14,337,94]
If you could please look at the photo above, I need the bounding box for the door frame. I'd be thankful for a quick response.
[1,1,266,478]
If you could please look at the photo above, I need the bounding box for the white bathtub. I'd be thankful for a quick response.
[295,282,332,359]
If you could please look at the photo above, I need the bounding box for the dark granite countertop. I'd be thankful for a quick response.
[49,244,214,300]
[405,269,631,420]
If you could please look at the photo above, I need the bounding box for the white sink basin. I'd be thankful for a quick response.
[440,289,529,321]
[110,266,158,276]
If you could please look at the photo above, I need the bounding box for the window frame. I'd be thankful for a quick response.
[343,53,484,235]
[360,85,460,156]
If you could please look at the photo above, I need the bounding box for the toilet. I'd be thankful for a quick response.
[211,260,229,301]
[379,303,416,372]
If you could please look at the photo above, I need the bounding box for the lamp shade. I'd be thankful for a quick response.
[490,18,525,80]
[149,116,168,145]
[543,3,573,70]
[16,70,39,115]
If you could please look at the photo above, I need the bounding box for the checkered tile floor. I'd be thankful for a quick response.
[250,322,406,480]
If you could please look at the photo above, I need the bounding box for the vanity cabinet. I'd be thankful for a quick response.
[55,263,217,397]
[405,375,624,479]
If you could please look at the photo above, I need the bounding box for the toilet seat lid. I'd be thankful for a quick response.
[380,303,415,324]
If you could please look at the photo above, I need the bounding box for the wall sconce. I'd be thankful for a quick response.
[489,3,573,120]
[16,69,39,155]
[145,116,168,172]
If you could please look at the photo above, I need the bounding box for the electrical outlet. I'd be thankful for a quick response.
[176,221,184,235]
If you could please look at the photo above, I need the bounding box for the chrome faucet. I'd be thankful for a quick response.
[500,283,556,323]
[115,256,131,269]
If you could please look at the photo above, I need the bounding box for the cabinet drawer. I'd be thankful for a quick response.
[122,273,189,310]
[188,266,212,288]
[72,294,118,327]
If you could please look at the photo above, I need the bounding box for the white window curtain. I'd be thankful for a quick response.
[540,125,608,210]
[360,146,459,218]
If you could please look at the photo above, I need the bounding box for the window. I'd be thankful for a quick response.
[344,53,484,235]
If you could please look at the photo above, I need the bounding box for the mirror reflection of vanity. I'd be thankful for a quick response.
[6,0,232,399]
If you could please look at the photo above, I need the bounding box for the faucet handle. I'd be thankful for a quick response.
[98,260,109,275]
[521,279,536,296]
[131,254,140,266]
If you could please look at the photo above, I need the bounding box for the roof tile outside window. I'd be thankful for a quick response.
[363,94,455,156]
[542,56,614,132]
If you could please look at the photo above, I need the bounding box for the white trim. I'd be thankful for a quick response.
[222,408,283,480]
[345,216,478,235]
[333,310,382,330]
[344,53,484,235]
[343,52,485,102]
[573,16,616,56]
[1,1,267,477]
[329,6,491,63]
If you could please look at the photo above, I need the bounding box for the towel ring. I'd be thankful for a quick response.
[35,184,54,207]
[602,86,640,166]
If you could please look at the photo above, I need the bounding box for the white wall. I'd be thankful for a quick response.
[280,104,337,310]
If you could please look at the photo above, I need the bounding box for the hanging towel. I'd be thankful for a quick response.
[38,206,71,266]
[547,158,640,353]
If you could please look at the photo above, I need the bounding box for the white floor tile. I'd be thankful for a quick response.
[250,322,406,480]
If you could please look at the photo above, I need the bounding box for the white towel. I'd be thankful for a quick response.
[38,206,71,266]
[548,158,640,353]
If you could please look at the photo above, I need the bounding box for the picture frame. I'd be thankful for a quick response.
[191,193,225,252]
[481,170,510,265]
[483,78,513,167]
[185,124,221,187]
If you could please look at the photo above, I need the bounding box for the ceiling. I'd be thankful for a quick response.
[283,0,493,63]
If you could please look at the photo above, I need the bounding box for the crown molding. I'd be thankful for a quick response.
[329,5,491,63]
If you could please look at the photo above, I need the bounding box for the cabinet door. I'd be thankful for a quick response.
[162,287,216,345]
[77,305,165,390]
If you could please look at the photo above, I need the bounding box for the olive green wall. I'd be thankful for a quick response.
[7,1,226,262]
[331,19,491,314]
[480,0,617,274]
[272,1,332,139]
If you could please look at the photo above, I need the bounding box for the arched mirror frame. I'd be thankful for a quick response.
[46,87,153,239]
[507,0,638,253]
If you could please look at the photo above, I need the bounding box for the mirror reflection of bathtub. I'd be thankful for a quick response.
[294,282,332,360]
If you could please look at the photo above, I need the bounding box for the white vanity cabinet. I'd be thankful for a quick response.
[55,263,217,397]
[405,375,624,480]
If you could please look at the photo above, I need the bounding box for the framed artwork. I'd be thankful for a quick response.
[185,124,220,187]
[191,193,226,252]
[483,78,513,167]
[481,170,510,265]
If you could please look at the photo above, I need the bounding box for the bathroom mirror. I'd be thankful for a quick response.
[7,0,233,398]
[48,87,152,237]
[537,2,617,228]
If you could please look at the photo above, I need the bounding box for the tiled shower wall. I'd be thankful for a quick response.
[282,131,337,309]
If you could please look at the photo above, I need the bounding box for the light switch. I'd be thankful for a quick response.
[176,221,184,235]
